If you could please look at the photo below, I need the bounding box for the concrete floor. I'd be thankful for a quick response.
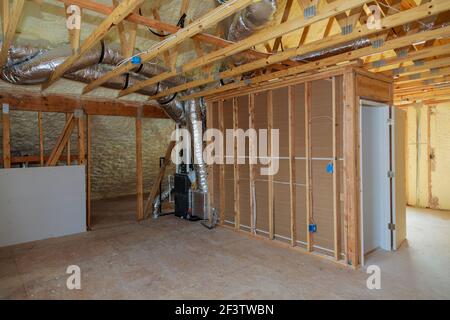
[0,200,448,299]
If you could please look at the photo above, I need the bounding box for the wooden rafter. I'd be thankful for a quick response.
[117,0,370,98]
[82,0,255,95]
[272,0,294,52]
[391,56,450,77]
[395,66,450,84]
[0,0,25,68]
[147,0,447,101]
[42,0,144,90]
[182,25,450,101]
[113,0,138,58]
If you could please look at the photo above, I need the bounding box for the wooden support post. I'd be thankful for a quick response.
[2,103,11,168]
[267,91,274,239]
[66,113,71,165]
[249,94,256,234]
[233,97,240,230]
[135,108,144,221]
[218,100,225,225]
[86,114,92,230]
[427,105,432,208]
[288,86,297,246]
[76,110,86,165]
[343,71,359,266]
[206,101,214,224]
[143,140,176,219]
[332,77,341,260]
[305,82,313,252]
[38,111,44,166]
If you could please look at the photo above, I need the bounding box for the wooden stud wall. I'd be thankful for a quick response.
[207,67,393,267]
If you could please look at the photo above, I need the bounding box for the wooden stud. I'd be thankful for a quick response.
[288,86,296,247]
[38,111,44,166]
[343,71,359,266]
[86,114,92,230]
[249,93,256,234]
[2,103,11,168]
[233,97,240,230]
[1,0,9,36]
[267,91,274,240]
[77,110,86,165]
[218,100,225,225]
[305,82,313,252]
[332,77,341,260]
[66,113,71,165]
[135,108,144,221]
[427,105,432,208]
[206,101,214,224]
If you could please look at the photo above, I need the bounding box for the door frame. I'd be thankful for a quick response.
[359,99,394,266]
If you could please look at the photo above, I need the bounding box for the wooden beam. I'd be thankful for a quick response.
[249,93,256,234]
[56,0,270,61]
[267,90,274,240]
[0,0,25,68]
[83,0,254,95]
[218,100,225,225]
[2,103,11,168]
[0,154,79,166]
[305,82,313,252]
[343,71,358,266]
[392,56,450,77]
[288,85,296,247]
[395,66,450,85]
[143,140,176,219]
[43,0,144,90]
[332,76,341,260]
[233,97,240,230]
[113,0,138,58]
[135,108,144,221]
[66,113,71,165]
[86,114,92,230]
[0,90,168,118]
[38,111,44,166]
[46,114,77,166]
[272,0,294,52]
[119,0,370,98]
[185,24,450,100]
[77,110,86,165]
[1,0,9,36]
[169,0,450,101]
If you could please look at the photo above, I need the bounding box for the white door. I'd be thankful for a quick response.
[360,101,392,263]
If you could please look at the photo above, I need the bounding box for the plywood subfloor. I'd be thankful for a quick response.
[0,201,448,299]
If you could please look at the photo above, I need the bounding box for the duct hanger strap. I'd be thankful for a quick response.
[159,92,178,105]
[122,73,130,90]
[99,40,106,64]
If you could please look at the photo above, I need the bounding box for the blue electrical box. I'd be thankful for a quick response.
[131,56,141,65]
[309,224,317,233]
[326,162,334,174]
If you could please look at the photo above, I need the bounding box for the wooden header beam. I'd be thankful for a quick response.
[0,90,168,119]
[82,0,254,94]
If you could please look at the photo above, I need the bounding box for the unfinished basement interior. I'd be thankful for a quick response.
[0,0,449,301]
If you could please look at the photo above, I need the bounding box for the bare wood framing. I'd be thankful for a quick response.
[86,114,92,230]
[249,94,256,234]
[0,0,25,68]
[136,109,144,221]
[66,114,71,165]
[83,0,254,95]
[332,77,341,260]
[288,85,296,247]
[143,140,176,219]
[218,100,225,225]
[233,97,240,230]
[43,0,144,89]
[77,111,86,165]
[38,111,44,166]
[2,104,11,168]
[46,114,77,166]
[305,82,313,252]
[267,90,274,239]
